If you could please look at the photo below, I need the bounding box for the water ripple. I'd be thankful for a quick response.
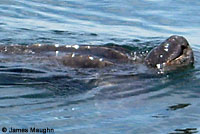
[0,0,200,133]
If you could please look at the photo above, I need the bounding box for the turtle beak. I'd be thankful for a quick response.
[145,35,194,68]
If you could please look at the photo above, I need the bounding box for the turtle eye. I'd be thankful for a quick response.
[181,45,187,52]
[173,45,187,59]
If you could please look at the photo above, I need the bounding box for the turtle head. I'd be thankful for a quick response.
[145,35,194,69]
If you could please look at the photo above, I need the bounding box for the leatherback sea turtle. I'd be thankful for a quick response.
[0,35,194,71]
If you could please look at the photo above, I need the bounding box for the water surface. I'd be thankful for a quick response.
[0,0,200,134]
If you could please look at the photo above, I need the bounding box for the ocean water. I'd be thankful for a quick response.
[0,0,200,134]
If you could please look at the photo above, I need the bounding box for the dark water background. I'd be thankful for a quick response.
[0,0,200,134]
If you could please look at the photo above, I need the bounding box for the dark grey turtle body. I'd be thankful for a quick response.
[0,44,130,68]
[0,35,194,70]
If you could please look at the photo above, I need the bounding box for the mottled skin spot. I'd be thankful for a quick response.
[0,35,194,69]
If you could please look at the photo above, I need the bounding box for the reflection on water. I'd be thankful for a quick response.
[169,128,198,134]
[167,104,191,111]
[0,0,200,134]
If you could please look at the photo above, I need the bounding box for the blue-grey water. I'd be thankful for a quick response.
[0,0,200,134]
